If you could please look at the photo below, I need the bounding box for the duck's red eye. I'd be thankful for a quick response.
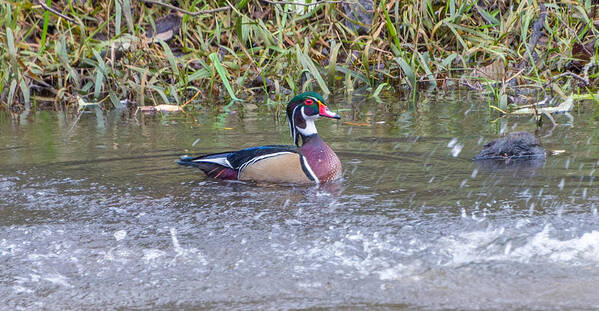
[305,99,314,105]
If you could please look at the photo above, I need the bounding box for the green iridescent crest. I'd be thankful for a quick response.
[290,91,325,115]
[290,92,325,105]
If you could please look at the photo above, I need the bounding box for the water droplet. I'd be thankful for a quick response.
[558,178,565,191]
[500,123,507,135]
[504,241,512,255]
[471,168,478,179]
[451,144,463,157]
[113,230,126,241]
[447,138,458,148]
[461,208,467,218]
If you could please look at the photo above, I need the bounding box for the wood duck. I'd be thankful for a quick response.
[178,92,342,184]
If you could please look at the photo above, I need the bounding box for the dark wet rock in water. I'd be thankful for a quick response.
[341,0,373,34]
[474,131,546,161]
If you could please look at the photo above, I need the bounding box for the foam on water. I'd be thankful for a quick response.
[439,224,599,266]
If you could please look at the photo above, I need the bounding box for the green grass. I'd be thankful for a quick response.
[0,0,597,112]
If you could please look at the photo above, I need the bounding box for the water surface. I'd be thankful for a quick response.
[1,92,599,310]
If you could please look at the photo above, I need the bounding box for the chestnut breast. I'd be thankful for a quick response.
[301,136,342,182]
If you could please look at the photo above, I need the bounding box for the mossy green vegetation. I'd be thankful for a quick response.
[0,0,597,112]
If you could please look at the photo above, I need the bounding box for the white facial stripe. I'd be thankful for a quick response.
[308,96,320,104]
[296,107,318,136]
[290,105,301,145]
[289,105,297,138]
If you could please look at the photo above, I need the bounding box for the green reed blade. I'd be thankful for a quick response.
[115,0,122,35]
[209,52,241,101]
[158,40,180,77]
[57,36,81,88]
[40,0,51,53]
[122,0,134,33]
[149,85,170,104]
[328,40,341,87]
[94,69,104,99]
[295,46,329,94]
[371,83,389,98]
[395,56,416,89]
[109,91,125,109]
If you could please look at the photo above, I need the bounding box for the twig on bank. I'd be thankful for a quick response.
[36,0,75,22]
[259,0,349,6]
[138,0,231,16]
[543,72,590,88]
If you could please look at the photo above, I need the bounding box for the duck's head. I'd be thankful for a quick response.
[286,92,340,146]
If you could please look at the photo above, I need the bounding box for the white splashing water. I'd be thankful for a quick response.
[558,178,565,191]
[447,138,458,148]
[113,230,127,241]
[451,144,463,157]
[441,225,599,266]
[170,227,185,256]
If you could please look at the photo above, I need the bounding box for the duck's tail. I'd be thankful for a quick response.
[177,155,238,180]
[177,155,203,167]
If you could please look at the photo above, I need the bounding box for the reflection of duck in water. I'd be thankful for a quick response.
[473,131,546,169]
[178,92,342,184]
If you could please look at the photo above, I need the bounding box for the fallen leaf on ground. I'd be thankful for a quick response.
[145,13,182,43]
